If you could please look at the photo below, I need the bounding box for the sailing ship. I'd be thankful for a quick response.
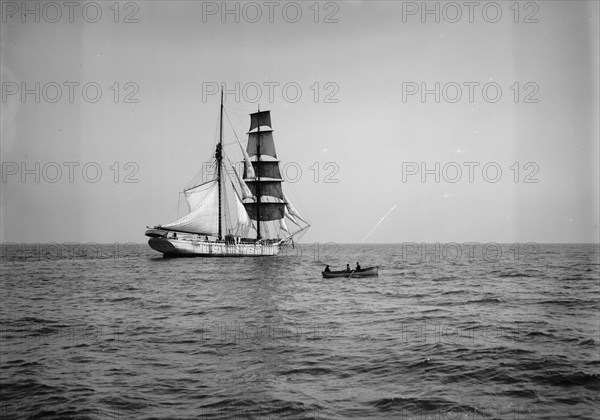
[145,90,310,257]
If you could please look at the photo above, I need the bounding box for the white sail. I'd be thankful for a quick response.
[234,192,251,229]
[284,206,301,226]
[237,138,256,179]
[184,180,216,210]
[283,192,309,224]
[279,218,289,233]
[163,180,219,234]
[232,164,254,200]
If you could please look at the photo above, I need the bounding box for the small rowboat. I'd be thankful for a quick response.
[322,266,379,278]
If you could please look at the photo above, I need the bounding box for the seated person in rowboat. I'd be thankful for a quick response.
[324,265,331,272]
[356,262,361,270]
[346,264,351,272]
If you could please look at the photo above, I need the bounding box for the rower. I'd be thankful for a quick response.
[324,265,331,272]
[346,264,351,272]
[356,262,361,270]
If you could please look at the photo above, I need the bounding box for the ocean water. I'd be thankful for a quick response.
[0,243,598,419]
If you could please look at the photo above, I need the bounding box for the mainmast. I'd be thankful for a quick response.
[216,87,223,240]
[256,105,261,240]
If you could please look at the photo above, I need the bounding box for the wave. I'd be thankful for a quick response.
[369,396,484,416]
[498,272,534,278]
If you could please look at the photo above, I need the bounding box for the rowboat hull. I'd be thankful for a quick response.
[148,237,281,257]
[322,266,378,278]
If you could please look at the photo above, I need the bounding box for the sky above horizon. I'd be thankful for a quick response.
[1,0,599,244]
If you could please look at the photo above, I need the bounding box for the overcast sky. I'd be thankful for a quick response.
[1,0,599,244]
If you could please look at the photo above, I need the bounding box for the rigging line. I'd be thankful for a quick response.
[223,107,242,143]
[228,182,250,234]
[185,171,200,191]
[184,159,216,191]
[157,191,187,227]
[222,154,246,199]
[184,178,217,193]
[226,104,252,141]
[222,176,229,234]
[285,182,310,224]
[223,108,252,153]
[226,104,255,112]
[184,112,220,191]
[212,106,220,143]
[291,225,309,239]
[228,181,248,237]
[223,152,239,176]
[178,109,220,192]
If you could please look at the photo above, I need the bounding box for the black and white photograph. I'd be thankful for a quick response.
[1,0,599,418]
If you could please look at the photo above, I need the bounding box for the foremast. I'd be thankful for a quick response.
[155,88,228,239]
[216,88,224,240]
[256,106,262,240]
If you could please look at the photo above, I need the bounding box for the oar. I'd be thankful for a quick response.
[348,269,356,279]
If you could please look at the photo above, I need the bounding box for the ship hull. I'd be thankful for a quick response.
[148,237,281,257]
